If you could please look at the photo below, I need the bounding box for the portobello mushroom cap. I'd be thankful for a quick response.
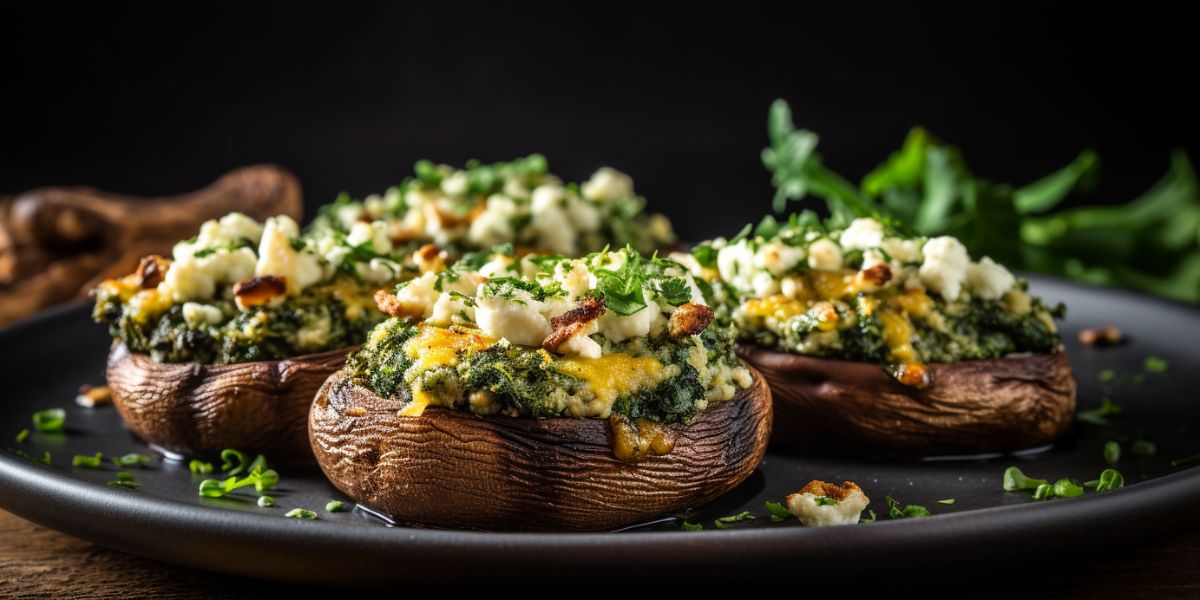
[107,342,352,460]
[309,363,773,531]
[737,344,1076,455]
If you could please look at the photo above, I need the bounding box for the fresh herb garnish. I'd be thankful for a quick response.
[188,460,214,475]
[680,521,703,532]
[1131,440,1157,457]
[593,248,649,316]
[112,453,151,468]
[814,496,839,506]
[713,511,755,529]
[936,499,956,505]
[325,500,346,513]
[885,496,931,519]
[1053,478,1085,498]
[1098,369,1117,383]
[1144,356,1170,373]
[764,500,793,522]
[14,428,29,443]
[1170,454,1200,468]
[107,471,140,489]
[1077,397,1123,426]
[691,244,718,269]
[1002,466,1048,492]
[284,508,318,520]
[1032,484,1055,500]
[32,408,65,433]
[1104,440,1121,464]
[220,449,249,474]
[1094,468,1125,491]
[859,509,877,524]
[71,452,104,469]
[197,466,279,499]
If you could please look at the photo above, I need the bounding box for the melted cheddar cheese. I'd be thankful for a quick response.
[553,354,668,410]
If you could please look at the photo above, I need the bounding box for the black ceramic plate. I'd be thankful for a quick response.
[2,277,1200,585]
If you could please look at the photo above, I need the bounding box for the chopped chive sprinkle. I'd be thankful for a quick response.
[764,500,792,521]
[1003,466,1048,491]
[680,521,703,532]
[1131,440,1157,457]
[1077,397,1122,426]
[15,428,29,443]
[1032,483,1055,500]
[284,508,318,520]
[1095,468,1125,491]
[1144,356,1169,373]
[220,449,248,474]
[1053,478,1084,498]
[1170,454,1200,468]
[32,408,65,432]
[936,499,956,505]
[198,479,226,498]
[1104,441,1121,464]
[713,511,755,529]
[325,500,346,513]
[188,459,214,475]
[71,452,104,469]
[112,453,151,468]
[814,496,838,506]
[859,509,877,524]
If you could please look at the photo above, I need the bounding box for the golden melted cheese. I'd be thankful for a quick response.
[809,270,860,300]
[742,295,807,320]
[328,278,380,322]
[399,325,497,416]
[554,353,667,410]
[877,309,917,364]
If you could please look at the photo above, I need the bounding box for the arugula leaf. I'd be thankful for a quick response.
[1014,149,1099,215]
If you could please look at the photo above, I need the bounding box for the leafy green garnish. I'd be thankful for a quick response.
[1144,356,1170,373]
[936,499,956,505]
[1032,483,1055,500]
[593,249,650,316]
[1053,478,1085,498]
[814,496,839,506]
[1104,441,1121,465]
[107,472,140,489]
[285,508,318,520]
[713,511,755,529]
[71,452,104,469]
[197,466,279,499]
[1094,469,1125,491]
[764,500,793,522]
[32,408,65,433]
[1077,397,1123,426]
[680,521,703,532]
[1131,440,1157,457]
[14,428,29,443]
[325,500,347,513]
[885,496,931,519]
[112,453,151,468]
[188,460,214,475]
[1003,466,1048,492]
[691,244,718,269]
[220,449,248,475]
[859,509,877,524]
[1170,454,1200,468]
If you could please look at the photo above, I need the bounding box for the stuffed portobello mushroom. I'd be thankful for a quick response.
[310,246,771,531]
[94,212,417,459]
[679,214,1074,455]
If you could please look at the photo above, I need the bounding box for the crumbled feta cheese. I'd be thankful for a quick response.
[181,302,224,327]
[255,216,324,294]
[881,237,924,263]
[785,481,870,527]
[581,167,634,201]
[807,238,843,271]
[429,292,475,327]
[919,236,970,301]
[346,221,393,255]
[966,256,1016,300]
[754,241,805,276]
[598,291,662,343]
[717,241,756,292]
[531,185,576,254]
[839,217,884,250]
[295,311,332,351]
[163,247,257,302]
[475,288,552,347]
[440,171,469,196]
[467,195,518,247]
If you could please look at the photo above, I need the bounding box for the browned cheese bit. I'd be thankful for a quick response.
[668,302,714,340]
[542,296,606,351]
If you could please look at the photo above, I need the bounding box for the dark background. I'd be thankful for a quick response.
[2,4,1195,241]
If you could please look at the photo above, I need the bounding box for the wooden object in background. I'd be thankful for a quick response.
[0,166,302,326]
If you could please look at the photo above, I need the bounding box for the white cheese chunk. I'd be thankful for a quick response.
[966,256,1016,300]
[255,216,324,294]
[786,489,870,527]
[475,288,552,347]
[181,302,224,327]
[807,238,843,271]
[919,236,971,301]
[581,167,634,201]
[839,217,884,250]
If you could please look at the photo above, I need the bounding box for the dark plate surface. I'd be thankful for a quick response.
[2,277,1200,585]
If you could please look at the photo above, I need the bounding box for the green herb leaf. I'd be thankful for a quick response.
[325,500,347,513]
[32,408,65,433]
[680,521,703,532]
[15,428,29,443]
[1014,149,1099,215]
[1053,478,1085,498]
[1104,440,1121,464]
[936,499,956,505]
[284,508,318,520]
[1003,466,1048,492]
[764,500,792,521]
[691,244,718,269]
[1131,440,1157,457]
[188,460,214,475]
[814,496,839,506]
[1032,483,1055,500]
[198,479,226,498]
[1077,397,1122,426]
[220,449,248,475]
[1170,454,1200,468]
[112,453,151,468]
[885,496,931,519]
[1144,356,1170,373]
[71,452,104,469]
[859,509,877,524]
[713,511,755,529]
[1095,468,1125,491]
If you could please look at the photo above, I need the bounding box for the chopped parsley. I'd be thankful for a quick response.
[764,500,793,521]
[713,511,755,529]
[1077,397,1122,426]
[680,521,704,532]
[32,408,65,433]
[885,496,931,519]
[1002,466,1048,492]
[71,453,104,469]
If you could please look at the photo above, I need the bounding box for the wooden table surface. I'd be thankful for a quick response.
[2,508,1198,598]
